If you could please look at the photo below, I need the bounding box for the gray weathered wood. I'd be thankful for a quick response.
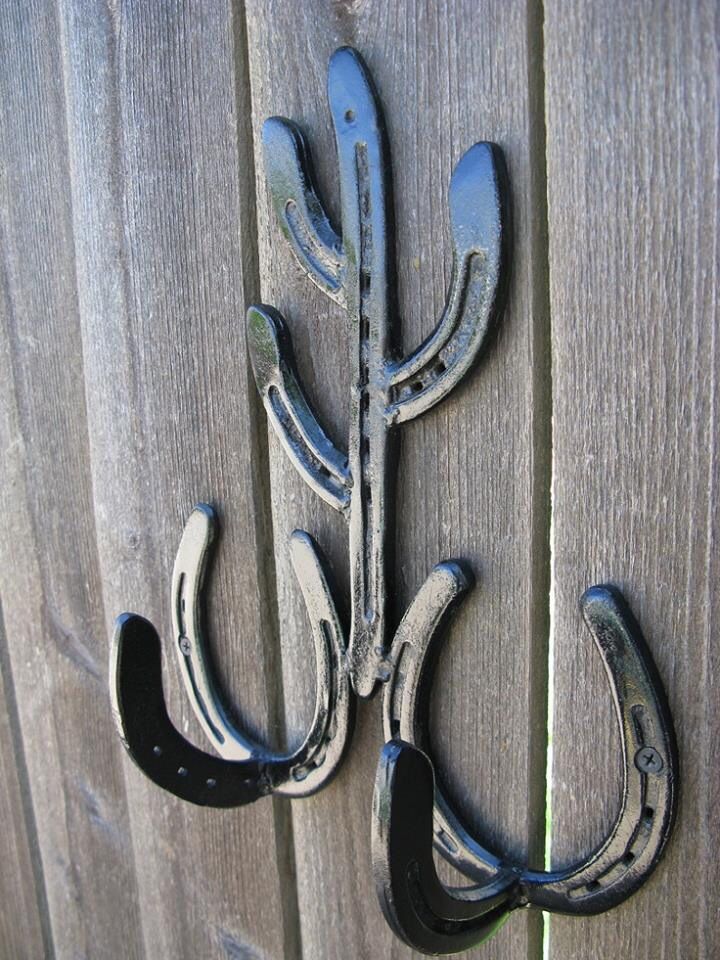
[57,1,300,957]
[4,2,715,957]
[245,1,550,956]
[0,1,299,957]
[0,610,50,959]
[545,2,718,957]
[0,3,145,957]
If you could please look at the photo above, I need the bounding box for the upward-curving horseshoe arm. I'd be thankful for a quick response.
[247,306,351,514]
[385,142,509,425]
[262,116,347,306]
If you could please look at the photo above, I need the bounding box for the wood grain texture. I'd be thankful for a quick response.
[4,2,715,958]
[0,1,299,957]
[57,1,300,957]
[245,1,550,957]
[544,2,718,958]
[0,3,144,956]
[0,609,50,959]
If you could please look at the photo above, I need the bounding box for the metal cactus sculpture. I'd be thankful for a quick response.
[108,45,506,808]
[107,44,678,958]
[247,46,507,697]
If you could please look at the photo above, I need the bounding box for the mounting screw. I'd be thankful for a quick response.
[377,661,392,683]
[178,635,191,655]
[634,746,663,774]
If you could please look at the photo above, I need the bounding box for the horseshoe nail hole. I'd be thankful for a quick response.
[317,465,330,478]
[292,766,310,782]
[360,270,371,294]
[361,391,370,412]
[411,380,423,393]
[153,746,162,757]
[390,718,400,737]
[435,360,447,375]
[177,767,188,777]
[438,830,458,854]
[206,778,217,789]
[643,806,654,821]
[622,852,635,866]
[344,108,355,123]
[586,880,601,892]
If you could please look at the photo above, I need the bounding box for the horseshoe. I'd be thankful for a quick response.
[374,572,678,952]
[110,504,354,806]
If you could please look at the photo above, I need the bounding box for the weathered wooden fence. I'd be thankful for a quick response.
[0,2,716,958]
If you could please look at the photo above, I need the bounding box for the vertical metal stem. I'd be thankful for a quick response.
[328,47,395,697]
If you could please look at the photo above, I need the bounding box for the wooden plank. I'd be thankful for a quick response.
[55,1,299,957]
[0,609,50,959]
[0,3,145,956]
[245,2,550,956]
[544,2,718,957]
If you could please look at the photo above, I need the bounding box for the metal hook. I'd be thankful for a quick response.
[374,578,679,953]
[373,742,516,954]
[107,44,678,955]
[110,504,354,806]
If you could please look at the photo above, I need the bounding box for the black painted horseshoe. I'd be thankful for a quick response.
[110,504,354,806]
[375,577,678,952]
[373,741,516,955]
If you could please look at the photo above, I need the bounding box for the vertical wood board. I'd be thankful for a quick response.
[0,2,144,956]
[0,607,51,958]
[545,1,718,957]
[61,1,298,956]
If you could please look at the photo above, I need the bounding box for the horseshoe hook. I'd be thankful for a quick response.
[110,504,354,806]
[374,575,678,953]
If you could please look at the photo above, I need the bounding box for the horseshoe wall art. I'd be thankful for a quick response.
[109,46,678,955]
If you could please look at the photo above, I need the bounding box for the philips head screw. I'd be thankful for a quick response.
[634,746,663,774]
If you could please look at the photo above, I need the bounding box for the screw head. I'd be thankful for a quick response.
[178,635,191,655]
[634,746,663,774]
